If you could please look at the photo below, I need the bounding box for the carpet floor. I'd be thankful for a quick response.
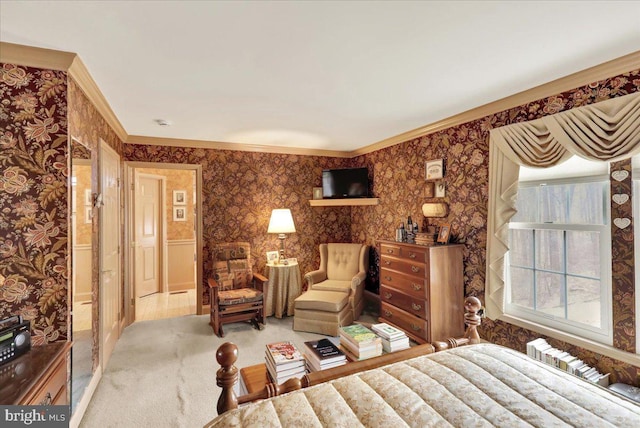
[79,305,378,427]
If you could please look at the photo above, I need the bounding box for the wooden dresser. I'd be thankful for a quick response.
[378,240,464,344]
[0,341,71,405]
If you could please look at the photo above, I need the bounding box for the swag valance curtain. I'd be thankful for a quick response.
[485,92,640,319]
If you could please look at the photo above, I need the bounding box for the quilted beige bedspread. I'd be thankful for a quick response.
[206,343,640,427]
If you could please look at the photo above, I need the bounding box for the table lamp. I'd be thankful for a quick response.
[267,209,296,264]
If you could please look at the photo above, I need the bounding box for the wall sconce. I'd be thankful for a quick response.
[422,203,447,218]
[267,209,296,264]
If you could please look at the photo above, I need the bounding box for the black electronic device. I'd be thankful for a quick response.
[322,167,369,199]
[0,315,31,366]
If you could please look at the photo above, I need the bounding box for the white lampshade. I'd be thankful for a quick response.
[267,209,296,234]
[422,203,447,218]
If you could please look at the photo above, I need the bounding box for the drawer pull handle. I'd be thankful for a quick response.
[412,303,422,311]
[411,283,422,291]
[384,260,391,265]
[411,324,421,332]
[409,253,416,259]
[384,276,392,281]
[383,310,393,317]
[386,249,394,253]
[383,292,392,299]
[411,266,419,273]
[40,392,52,406]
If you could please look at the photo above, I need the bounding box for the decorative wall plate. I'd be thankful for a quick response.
[612,194,629,205]
[611,170,629,182]
[613,218,631,229]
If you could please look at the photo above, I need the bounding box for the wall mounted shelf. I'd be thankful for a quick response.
[308,198,379,207]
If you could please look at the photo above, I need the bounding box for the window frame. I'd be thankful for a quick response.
[505,175,613,345]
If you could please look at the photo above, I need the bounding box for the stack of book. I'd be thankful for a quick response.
[371,322,410,352]
[265,341,306,384]
[303,338,347,372]
[527,338,609,387]
[338,324,382,361]
[415,232,437,246]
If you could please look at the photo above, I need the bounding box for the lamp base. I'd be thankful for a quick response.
[278,235,288,265]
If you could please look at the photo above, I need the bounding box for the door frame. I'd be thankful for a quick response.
[123,161,203,327]
[134,172,167,298]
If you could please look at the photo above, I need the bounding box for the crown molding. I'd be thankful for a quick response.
[68,56,128,142]
[3,42,638,159]
[0,41,75,70]
[126,135,352,158]
[1,42,129,143]
[349,50,640,157]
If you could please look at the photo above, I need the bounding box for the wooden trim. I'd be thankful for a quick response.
[126,135,351,158]
[68,56,128,142]
[308,198,379,206]
[0,41,75,71]
[349,50,640,157]
[4,42,638,158]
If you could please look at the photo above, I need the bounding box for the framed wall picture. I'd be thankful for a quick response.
[425,159,444,180]
[173,190,187,205]
[84,206,93,224]
[437,223,451,244]
[266,251,279,264]
[435,181,446,198]
[312,187,323,200]
[84,189,92,206]
[173,206,186,221]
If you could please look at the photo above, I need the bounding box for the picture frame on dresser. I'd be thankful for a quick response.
[437,224,451,244]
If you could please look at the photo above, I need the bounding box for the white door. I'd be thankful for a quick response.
[100,141,121,369]
[135,175,162,298]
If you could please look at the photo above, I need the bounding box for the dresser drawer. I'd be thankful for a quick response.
[380,255,427,278]
[380,243,402,258]
[380,302,429,342]
[27,356,67,405]
[380,243,429,262]
[380,268,428,299]
[380,285,428,319]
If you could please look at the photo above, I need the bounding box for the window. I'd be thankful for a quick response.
[506,172,612,344]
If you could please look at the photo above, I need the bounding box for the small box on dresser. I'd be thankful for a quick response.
[377,240,465,344]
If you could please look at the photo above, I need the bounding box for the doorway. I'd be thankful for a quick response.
[125,162,203,324]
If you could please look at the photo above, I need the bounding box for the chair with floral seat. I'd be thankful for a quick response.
[208,242,268,337]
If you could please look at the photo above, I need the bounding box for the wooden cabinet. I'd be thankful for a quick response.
[378,240,464,344]
[0,342,71,405]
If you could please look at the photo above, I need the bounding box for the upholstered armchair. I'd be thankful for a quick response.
[294,243,369,335]
[208,242,268,337]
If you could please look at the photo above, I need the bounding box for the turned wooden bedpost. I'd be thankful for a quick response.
[433,296,482,352]
[216,342,239,415]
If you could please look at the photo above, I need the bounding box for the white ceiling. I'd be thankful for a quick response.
[2,1,639,152]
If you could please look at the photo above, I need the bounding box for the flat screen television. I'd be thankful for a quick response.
[322,167,369,198]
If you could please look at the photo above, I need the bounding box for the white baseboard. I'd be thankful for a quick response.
[69,366,102,428]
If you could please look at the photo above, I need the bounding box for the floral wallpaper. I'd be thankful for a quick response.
[0,64,69,344]
[352,70,640,385]
[123,146,353,305]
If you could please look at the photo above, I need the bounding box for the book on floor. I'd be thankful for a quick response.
[303,339,346,365]
[304,354,347,372]
[380,336,410,353]
[371,322,406,341]
[339,324,380,349]
[265,341,305,369]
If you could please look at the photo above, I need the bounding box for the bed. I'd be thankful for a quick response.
[207,298,640,427]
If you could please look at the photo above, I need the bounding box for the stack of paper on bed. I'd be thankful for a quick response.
[338,324,382,360]
[303,339,347,372]
[371,322,410,352]
[265,341,306,384]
